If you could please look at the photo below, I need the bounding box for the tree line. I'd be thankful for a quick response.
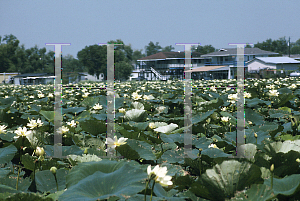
[1,34,300,81]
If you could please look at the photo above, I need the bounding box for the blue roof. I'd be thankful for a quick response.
[255,57,300,64]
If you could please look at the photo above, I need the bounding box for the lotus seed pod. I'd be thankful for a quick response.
[270,164,274,172]
[50,167,57,174]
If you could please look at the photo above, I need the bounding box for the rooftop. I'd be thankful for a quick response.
[14,73,54,78]
[137,51,203,61]
[201,48,278,57]
[252,57,300,64]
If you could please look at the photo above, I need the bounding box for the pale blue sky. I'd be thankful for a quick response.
[1,0,300,58]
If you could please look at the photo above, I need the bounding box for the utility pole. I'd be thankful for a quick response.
[289,37,291,57]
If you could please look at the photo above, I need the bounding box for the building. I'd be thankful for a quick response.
[137,48,279,80]
[200,48,279,79]
[137,51,207,80]
[13,73,55,85]
[0,73,18,84]
[246,57,300,74]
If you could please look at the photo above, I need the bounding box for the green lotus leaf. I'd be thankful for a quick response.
[60,164,147,201]
[201,147,232,158]
[66,160,140,187]
[154,123,178,134]
[131,101,144,110]
[21,153,35,171]
[127,121,149,131]
[0,132,15,142]
[68,154,102,163]
[80,120,107,135]
[0,184,19,194]
[245,108,264,125]
[192,110,216,124]
[161,149,198,163]
[124,109,148,122]
[246,97,271,107]
[35,168,68,193]
[232,184,276,201]
[126,139,156,160]
[191,160,261,200]
[0,191,53,201]
[91,113,106,121]
[43,145,83,157]
[39,110,54,123]
[75,110,91,122]
[62,107,85,115]
[0,144,17,166]
[264,174,300,196]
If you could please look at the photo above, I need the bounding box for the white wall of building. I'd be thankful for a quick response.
[247,60,276,72]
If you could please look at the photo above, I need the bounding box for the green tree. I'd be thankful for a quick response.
[161,45,175,52]
[145,41,162,56]
[115,61,134,81]
[254,37,289,55]
[77,39,133,80]
[0,34,20,73]
[291,38,300,54]
[77,44,107,80]
[191,44,215,54]
[132,49,145,65]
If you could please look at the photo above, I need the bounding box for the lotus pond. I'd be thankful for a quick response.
[1,78,300,200]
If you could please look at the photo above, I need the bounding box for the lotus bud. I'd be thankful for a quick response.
[199,148,203,152]
[35,147,45,157]
[254,133,258,138]
[270,164,274,172]
[50,167,57,174]
[296,158,300,163]
[84,148,88,154]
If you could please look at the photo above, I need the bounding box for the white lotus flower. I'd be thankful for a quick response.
[269,89,279,97]
[0,125,7,134]
[14,127,31,139]
[105,136,128,151]
[27,119,43,129]
[38,93,45,98]
[119,108,126,113]
[47,93,53,98]
[208,143,218,149]
[67,120,76,127]
[93,103,103,110]
[132,92,142,100]
[82,92,90,98]
[154,123,178,134]
[147,165,173,186]
[244,92,251,98]
[289,84,297,89]
[149,122,156,129]
[221,116,230,123]
[56,126,69,134]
